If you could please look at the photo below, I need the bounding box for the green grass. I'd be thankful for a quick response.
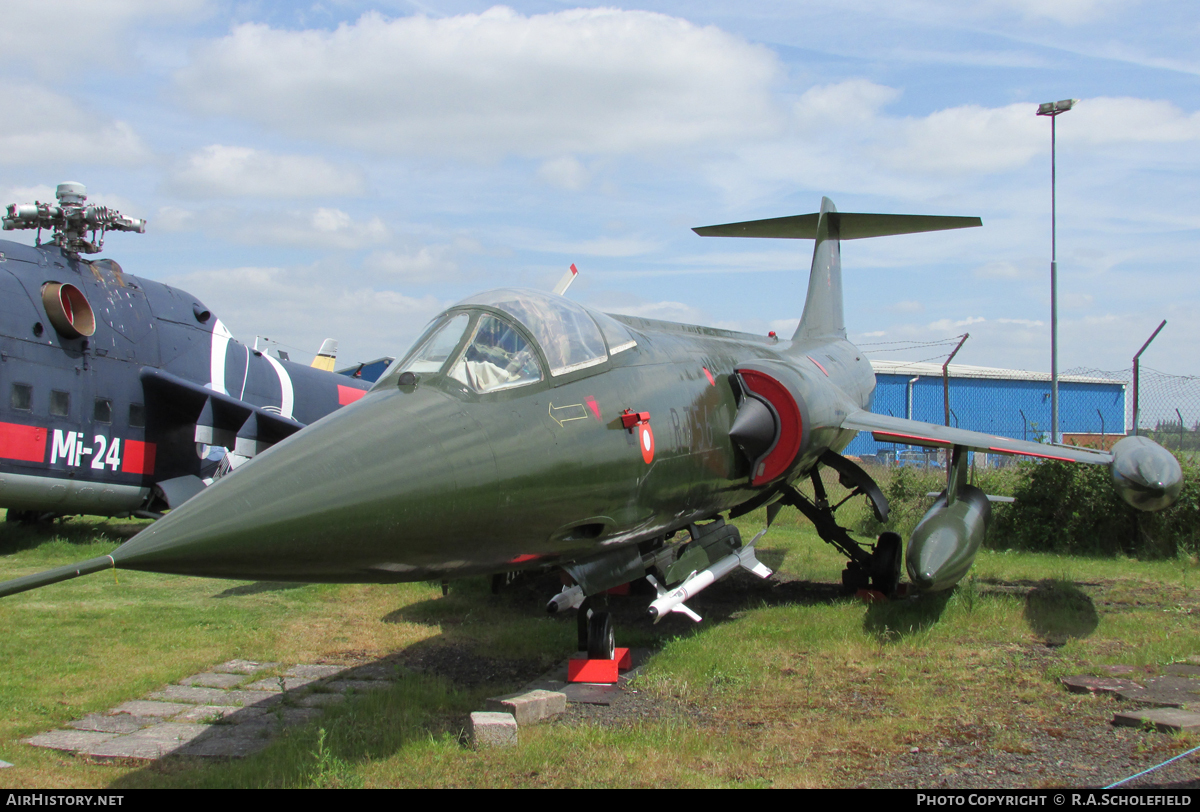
[1,508,1197,788]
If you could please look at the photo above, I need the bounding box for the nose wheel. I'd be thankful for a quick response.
[576,597,616,660]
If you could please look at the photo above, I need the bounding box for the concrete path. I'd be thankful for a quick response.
[26,659,398,760]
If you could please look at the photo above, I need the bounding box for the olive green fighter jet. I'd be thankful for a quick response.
[0,197,1183,658]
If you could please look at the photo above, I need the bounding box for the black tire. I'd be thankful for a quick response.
[587,611,615,660]
[870,532,903,597]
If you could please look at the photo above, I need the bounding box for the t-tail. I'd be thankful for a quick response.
[693,198,982,343]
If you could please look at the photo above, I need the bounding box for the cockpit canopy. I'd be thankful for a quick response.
[374,288,637,394]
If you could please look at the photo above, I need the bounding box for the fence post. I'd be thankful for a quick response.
[1132,319,1166,436]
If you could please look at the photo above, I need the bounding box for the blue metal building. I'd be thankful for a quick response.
[844,360,1126,463]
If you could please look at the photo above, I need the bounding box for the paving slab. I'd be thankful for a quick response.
[1097,664,1138,676]
[213,659,279,675]
[486,689,567,726]
[1112,707,1200,733]
[1117,676,1200,708]
[295,692,345,708]
[277,707,323,726]
[346,663,402,680]
[1163,663,1200,678]
[244,676,316,692]
[469,712,517,749]
[558,682,620,706]
[325,679,391,693]
[111,700,192,718]
[171,705,250,723]
[80,723,216,761]
[69,713,155,734]
[176,733,272,759]
[1061,675,1143,695]
[149,685,280,707]
[182,672,250,689]
[26,730,117,753]
[285,664,345,679]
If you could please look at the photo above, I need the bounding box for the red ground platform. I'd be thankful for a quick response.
[567,648,632,684]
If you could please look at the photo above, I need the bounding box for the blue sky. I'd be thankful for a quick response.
[2,1,1197,376]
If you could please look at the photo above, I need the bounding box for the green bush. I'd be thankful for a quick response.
[852,454,1198,561]
[988,454,1200,560]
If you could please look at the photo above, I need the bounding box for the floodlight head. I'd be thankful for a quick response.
[1037,99,1078,117]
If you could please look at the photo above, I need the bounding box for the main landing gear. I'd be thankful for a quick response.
[777,450,902,597]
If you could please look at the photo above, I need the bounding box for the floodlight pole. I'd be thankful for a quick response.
[1038,99,1077,445]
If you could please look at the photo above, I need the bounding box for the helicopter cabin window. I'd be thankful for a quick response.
[449,314,543,393]
[129,403,145,428]
[94,398,112,423]
[11,383,32,411]
[456,289,608,377]
[50,390,70,418]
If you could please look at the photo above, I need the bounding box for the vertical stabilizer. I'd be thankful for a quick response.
[793,197,844,343]
[692,199,981,345]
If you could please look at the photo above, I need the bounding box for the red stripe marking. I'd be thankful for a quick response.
[703,367,715,386]
[807,356,828,376]
[0,422,47,462]
[338,385,367,406]
[509,554,540,564]
[121,440,156,475]
[585,396,601,420]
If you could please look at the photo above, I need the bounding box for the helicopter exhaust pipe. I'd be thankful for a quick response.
[645,531,772,623]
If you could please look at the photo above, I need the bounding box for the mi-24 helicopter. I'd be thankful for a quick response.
[0,196,1182,660]
[0,182,369,522]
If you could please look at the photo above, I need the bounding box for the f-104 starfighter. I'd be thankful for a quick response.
[1,197,1181,658]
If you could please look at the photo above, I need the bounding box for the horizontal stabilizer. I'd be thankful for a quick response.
[693,212,981,240]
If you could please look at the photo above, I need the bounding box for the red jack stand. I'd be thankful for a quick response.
[567,648,632,684]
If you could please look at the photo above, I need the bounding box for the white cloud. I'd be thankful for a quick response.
[163,264,445,365]
[537,156,591,191]
[891,300,924,313]
[927,316,986,331]
[169,145,365,198]
[533,236,662,258]
[175,7,781,158]
[973,261,1027,279]
[984,0,1139,24]
[0,0,209,76]
[365,244,462,283]
[0,84,149,167]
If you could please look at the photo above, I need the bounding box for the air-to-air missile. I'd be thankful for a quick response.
[0,196,1183,657]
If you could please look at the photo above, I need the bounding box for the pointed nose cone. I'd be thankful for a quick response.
[112,386,499,582]
[1110,435,1183,512]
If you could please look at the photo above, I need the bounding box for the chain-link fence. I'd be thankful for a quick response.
[844,336,1200,463]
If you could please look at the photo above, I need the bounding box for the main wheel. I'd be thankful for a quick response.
[587,611,615,660]
[870,532,903,597]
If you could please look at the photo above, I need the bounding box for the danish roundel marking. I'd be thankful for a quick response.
[639,423,655,464]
